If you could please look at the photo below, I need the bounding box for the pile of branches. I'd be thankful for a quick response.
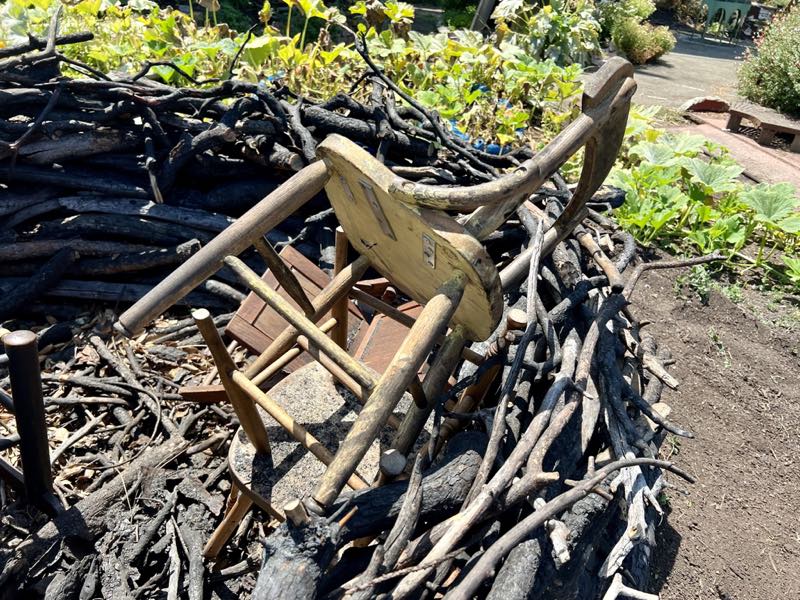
[0,14,531,322]
[0,13,718,600]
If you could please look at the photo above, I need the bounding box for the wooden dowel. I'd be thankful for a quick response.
[313,273,466,508]
[203,486,253,559]
[250,318,337,387]
[116,160,329,337]
[296,335,374,399]
[252,236,315,317]
[193,309,271,455]
[391,325,467,456]
[330,227,349,349]
[225,256,376,392]
[231,370,369,491]
[244,255,370,379]
[282,498,311,527]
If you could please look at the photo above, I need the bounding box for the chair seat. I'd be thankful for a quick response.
[228,362,414,518]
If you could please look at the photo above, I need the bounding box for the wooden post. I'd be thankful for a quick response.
[391,325,467,456]
[230,370,369,491]
[330,227,349,349]
[225,256,376,392]
[4,330,53,507]
[244,255,370,379]
[252,236,315,317]
[193,309,271,455]
[313,273,466,508]
[115,160,329,337]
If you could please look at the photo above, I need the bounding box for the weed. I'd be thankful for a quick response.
[707,327,732,367]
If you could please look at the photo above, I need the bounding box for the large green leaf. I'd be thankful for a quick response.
[629,142,678,166]
[741,182,799,227]
[683,158,742,194]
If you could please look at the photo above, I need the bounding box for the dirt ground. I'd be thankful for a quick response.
[628,269,800,599]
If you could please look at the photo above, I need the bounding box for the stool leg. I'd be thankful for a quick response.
[203,485,253,559]
[725,113,742,132]
[313,273,466,508]
[791,134,800,154]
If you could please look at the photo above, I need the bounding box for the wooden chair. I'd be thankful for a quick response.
[114,57,636,556]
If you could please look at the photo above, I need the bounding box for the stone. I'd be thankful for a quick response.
[679,96,730,113]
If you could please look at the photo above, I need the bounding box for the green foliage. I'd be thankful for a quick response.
[783,257,800,285]
[492,0,601,66]
[611,17,675,64]
[612,108,800,291]
[0,0,583,158]
[738,5,800,115]
[596,0,655,38]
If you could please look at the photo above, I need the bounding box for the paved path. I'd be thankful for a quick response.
[633,32,747,107]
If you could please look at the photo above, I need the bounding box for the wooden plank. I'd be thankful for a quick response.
[225,246,366,371]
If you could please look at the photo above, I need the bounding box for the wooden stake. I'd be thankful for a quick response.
[193,309,270,455]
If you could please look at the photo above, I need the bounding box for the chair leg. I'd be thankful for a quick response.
[203,484,253,559]
[331,227,350,349]
[391,325,468,457]
[194,309,271,455]
[226,256,376,391]
[312,273,466,509]
[243,255,370,380]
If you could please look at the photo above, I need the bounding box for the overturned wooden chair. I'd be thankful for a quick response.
[114,57,636,555]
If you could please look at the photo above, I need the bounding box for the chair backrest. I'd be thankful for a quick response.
[318,135,503,342]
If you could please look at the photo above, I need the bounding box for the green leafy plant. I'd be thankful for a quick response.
[611,17,675,64]
[611,109,800,292]
[738,5,800,115]
[492,0,601,66]
[596,0,656,38]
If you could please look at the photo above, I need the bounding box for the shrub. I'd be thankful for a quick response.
[738,5,800,116]
[612,17,675,64]
[596,0,656,38]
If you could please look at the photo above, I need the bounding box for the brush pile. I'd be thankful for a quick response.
[0,17,713,600]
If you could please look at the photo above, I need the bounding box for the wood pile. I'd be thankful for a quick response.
[0,17,718,600]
